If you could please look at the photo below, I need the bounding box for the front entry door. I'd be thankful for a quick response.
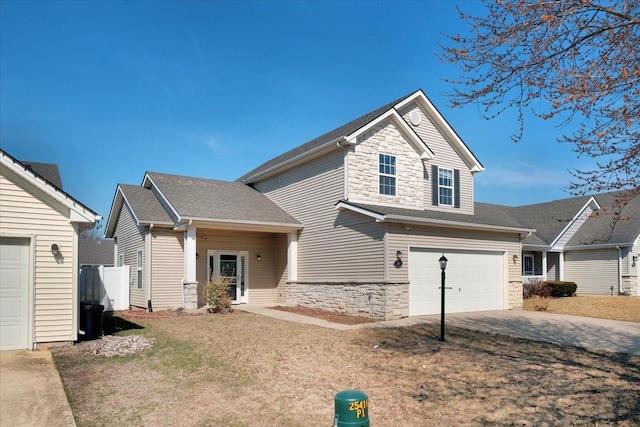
[208,251,247,304]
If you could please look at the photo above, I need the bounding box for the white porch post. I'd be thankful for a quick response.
[288,232,298,281]
[183,223,198,309]
[559,252,565,281]
[542,251,548,281]
[185,223,197,282]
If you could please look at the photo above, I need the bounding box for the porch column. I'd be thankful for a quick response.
[558,252,565,281]
[288,232,298,281]
[542,251,548,281]
[184,223,197,282]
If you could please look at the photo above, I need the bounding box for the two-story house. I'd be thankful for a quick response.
[106,89,537,320]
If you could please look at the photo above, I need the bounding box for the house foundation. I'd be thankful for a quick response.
[284,281,409,321]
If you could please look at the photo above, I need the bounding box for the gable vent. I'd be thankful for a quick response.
[409,110,421,126]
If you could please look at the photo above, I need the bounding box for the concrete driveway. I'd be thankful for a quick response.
[240,306,640,355]
[0,349,75,427]
[430,310,640,355]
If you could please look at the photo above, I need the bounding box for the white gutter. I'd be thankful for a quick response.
[381,214,535,235]
[617,246,623,293]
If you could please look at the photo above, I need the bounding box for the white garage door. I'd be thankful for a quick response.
[0,238,30,350]
[409,248,505,316]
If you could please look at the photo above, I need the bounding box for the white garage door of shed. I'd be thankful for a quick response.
[409,249,505,316]
[0,238,30,350]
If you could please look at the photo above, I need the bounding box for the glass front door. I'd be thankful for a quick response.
[208,251,247,304]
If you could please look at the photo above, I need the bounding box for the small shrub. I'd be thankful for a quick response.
[545,281,577,298]
[205,278,233,313]
[523,281,550,299]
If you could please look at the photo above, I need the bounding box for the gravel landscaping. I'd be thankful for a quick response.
[53,310,640,426]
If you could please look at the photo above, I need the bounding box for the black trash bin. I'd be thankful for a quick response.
[79,303,104,341]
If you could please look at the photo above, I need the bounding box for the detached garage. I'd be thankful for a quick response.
[409,248,506,316]
[0,150,100,350]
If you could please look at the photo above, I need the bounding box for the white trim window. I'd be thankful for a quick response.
[379,153,396,196]
[136,250,143,289]
[523,254,534,276]
[438,167,454,206]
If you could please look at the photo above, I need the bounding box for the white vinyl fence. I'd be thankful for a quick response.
[79,265,129,311]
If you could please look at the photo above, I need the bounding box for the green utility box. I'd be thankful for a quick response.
[334,389,369,427]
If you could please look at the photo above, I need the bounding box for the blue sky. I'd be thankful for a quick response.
[0,1,595,230]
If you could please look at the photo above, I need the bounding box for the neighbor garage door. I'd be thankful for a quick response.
[409,248,505,316]
[0,238,30,350]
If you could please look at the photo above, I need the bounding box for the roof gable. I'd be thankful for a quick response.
[238,89,482,184]
[0,149,100,224]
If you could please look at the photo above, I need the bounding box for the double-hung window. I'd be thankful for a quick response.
[438,168,454,206]
[136,250,143,289]
[379,154,396,196]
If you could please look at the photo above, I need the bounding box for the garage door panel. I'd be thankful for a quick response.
[409,249,504,316]
[0,238,30,350]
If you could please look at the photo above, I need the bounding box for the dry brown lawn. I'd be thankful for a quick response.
[524,295,640,322]
[53,311,640,427]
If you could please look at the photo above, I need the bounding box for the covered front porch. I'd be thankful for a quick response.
[521,249,562,284]
[181,221,302,309]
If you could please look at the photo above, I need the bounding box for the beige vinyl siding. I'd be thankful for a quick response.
[196,229,279,306]
[0,171,77,343]
[113,201,146,308]
[386,222,521,283]
[254,150,386,282]
[150,231,184,310]
[275,233,288,303]
[398,103,474,215]
[564,248,619,294]
[554,207,593,248]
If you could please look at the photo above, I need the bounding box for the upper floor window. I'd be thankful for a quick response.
[431,165,460,208]
[379,154,396,196]
[438,168,454,206]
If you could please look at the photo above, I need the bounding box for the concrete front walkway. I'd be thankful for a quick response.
[237,306,640,355]
[0,349,76,427]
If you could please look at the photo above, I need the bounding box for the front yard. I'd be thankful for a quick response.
[523,295,640,322]
[53,311,640,426]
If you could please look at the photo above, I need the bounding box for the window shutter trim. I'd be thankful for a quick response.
[431,164,439,206]
[454,169,460,208]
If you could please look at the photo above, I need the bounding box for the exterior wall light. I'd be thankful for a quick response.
[51,244,60,255]
[394,250,403,268]
[256,254,262,261]
[633,255,638,267]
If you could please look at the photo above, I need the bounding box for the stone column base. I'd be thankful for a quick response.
[183,281,199,310]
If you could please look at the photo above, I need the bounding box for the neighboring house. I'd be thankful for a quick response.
[79,238,115,267]
[509,192,640,296]
[0,150,100,350]
[106,90,535,319]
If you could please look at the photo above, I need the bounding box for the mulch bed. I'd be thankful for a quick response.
[270,305,376,325]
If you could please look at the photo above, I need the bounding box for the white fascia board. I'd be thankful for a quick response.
[382,214,535,236]
[0,151,100,224]
[345,109,435,160]
[143,173,181,221]
[241,136,348,184]
[185,218,303,234]
[118,187,142,227]
[563,243,632,251]
[335,201,386,221]
[549,197,600,248]
[104,188,123,238]
[395,90,484,172]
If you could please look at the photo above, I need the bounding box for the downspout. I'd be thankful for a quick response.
[616,246,623,294]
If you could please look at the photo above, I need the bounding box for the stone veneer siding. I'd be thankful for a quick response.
[622,275,638,296]
[508,280,524,310]
[284,282,409,321]
[183,281,199,310]
[348,121,424,207]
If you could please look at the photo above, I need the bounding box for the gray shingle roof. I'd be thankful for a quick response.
[341,201,532,232]
[508,190,640,247]
[119,184,174,224]
[22,161,64,189]
[566,191,640,247]
[146,172,301,226]
[237,91,416,183]
[79,238,115,265]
